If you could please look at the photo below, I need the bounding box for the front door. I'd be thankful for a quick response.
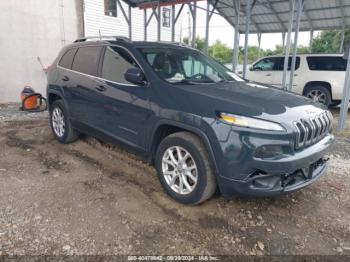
[94,45,152,151]
[246,57,282,86]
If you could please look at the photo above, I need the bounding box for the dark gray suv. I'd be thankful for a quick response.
[47,36,334,205]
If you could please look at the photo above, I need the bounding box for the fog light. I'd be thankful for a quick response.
[254,145,284,159]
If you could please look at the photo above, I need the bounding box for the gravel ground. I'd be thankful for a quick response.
[0,103,350,257]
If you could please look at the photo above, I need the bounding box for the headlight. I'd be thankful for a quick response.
[219,112,285,132]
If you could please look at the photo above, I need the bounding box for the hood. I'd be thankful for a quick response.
[174,81,327,124]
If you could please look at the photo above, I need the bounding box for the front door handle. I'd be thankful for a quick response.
[62,76,69,81]
[265,73,272,76]
[95,85,107,92]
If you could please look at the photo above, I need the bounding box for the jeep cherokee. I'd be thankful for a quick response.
[47,36,335,205]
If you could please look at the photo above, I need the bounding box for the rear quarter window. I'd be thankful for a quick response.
[58,48,77,69]
[307,56,347,71]
[72,46,102,76]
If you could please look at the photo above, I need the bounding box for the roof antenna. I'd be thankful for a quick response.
[98,29,102,40]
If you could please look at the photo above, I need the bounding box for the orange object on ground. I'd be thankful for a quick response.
[21,86,38,110]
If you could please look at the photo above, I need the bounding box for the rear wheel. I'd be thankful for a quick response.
[304,86,331,106]
[155,132,217,205]
[329,100,341,107]
[50,100,79,143]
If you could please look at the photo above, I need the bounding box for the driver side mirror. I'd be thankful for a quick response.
[124,68,147,86]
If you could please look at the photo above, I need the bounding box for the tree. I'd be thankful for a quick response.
[208,40,233,64]
[182,37,206,52]
[312,30,350,53]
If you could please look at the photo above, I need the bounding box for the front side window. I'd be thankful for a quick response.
[58,48,77,69]
[252,58,281,71]
[307,56,347,71]
[252,57,300,71]
[101,46,139,84]
[139,47,241,84]
[72,46,102,76]
[104,0,117,17]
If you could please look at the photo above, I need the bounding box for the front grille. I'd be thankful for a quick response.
[294,111,332,149]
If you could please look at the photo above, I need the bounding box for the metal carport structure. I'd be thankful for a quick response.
[119,0,350,131]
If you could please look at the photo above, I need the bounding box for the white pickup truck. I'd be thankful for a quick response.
[243,54,346,106]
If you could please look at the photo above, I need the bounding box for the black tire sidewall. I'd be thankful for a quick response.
[305,86,331,106]
[155,136,210,205]
[50,100,70,143]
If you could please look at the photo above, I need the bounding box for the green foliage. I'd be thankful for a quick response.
[181,30,347,65]
[311,30,350,53]
[208,40,233,64]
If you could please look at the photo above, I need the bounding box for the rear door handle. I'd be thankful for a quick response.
[62,76,69,81]
[95,85,107,92]
[265,73,272,76]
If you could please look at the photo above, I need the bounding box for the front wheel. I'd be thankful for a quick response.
[155,132,217,205]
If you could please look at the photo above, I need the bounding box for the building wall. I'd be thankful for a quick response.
[84,0,182,42]
[0,0,82,103]
[0,0,184,103]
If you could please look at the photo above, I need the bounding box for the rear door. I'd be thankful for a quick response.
[272,56,301,90]
[246,57,282,85]
[68,45,104,127]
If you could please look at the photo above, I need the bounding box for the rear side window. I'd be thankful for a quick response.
[307,56,347,71]
[276,57,300,71]
[72,46,102,76]
[101,46,139,84]
[58,48,77,69]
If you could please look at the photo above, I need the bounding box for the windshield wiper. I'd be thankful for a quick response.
[170,79,196,85]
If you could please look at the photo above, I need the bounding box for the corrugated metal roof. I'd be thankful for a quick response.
[123,0,349,33]
[210,0,349,33]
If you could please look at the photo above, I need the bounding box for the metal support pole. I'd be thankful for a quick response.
[171,5,175,42]
[232,0,240,72]
[282,0,296,90]
[309,30,314,51]
[157,3,161,41]
[144,9,147,41]
[288,0,304,91]
[191,1,197,47]
[337,44,350,132]
[282,32,286,50]
[257,33,262,57]
[128,5,132,40]
[243,0,251,78]
[204,0,210,54]
[340,30,345,53]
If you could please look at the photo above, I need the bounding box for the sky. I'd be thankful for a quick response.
[179,2,316,50]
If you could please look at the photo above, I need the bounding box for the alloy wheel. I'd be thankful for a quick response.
[306,90,327,104]
[52,107,65,137]
[161,146,198,195]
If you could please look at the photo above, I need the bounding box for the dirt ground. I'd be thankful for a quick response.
[0,103,350,256]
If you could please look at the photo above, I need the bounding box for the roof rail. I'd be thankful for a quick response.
[156,40,188,46]
[73,36,132,43]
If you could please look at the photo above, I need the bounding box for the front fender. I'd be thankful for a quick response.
[149,117,220,176]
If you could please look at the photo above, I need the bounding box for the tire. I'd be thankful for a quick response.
[304,85,331,107]
[50,100,79,144]
[155,132,217,205]
[329,100,341,107]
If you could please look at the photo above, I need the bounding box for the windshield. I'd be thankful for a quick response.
[138,47,244,84]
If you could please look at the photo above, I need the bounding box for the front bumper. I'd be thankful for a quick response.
[219,157,328,197]
[216,134,334,197]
